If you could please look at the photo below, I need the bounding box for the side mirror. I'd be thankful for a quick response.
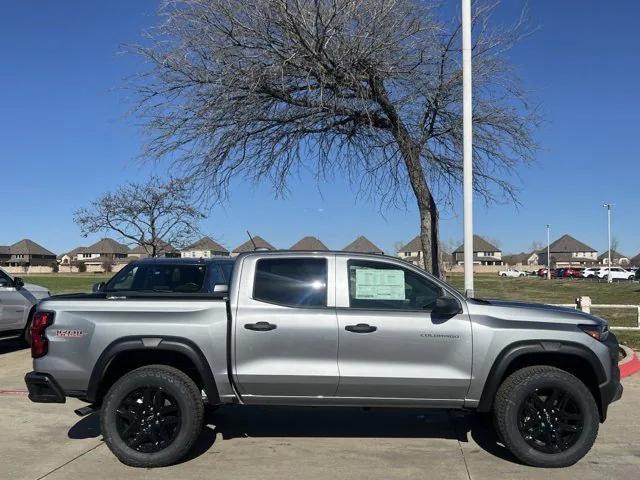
[92,282,105,293]
[212,283,228,294]
[433,296,461,316]
[13,277,24,289]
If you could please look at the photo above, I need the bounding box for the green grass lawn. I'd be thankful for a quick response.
[24,274,111,295]
[23,272,640,348]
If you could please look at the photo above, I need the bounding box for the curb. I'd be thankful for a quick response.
[619,345,640,378]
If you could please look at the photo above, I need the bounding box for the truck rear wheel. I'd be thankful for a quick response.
[100,365,204,468]
[493,365,599,468]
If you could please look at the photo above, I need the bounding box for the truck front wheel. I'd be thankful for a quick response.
[493,365,599,468]
[100,365,204,468]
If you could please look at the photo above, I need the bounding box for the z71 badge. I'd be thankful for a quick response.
[55,329,85,338]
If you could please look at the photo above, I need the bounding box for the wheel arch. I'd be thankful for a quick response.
[477,340,607,419]
[86,336,219,405]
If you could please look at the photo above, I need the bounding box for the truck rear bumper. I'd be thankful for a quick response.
[24,372,66,403]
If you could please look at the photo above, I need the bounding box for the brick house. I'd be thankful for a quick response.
[452,235,503,265]
[537,234,598,267]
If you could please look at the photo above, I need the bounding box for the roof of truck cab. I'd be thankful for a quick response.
[134,256,235,264]
[236,250,412,263]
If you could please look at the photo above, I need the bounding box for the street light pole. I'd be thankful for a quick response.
[462,0,474,297]
[604,203,613,283]
[546,224,551,280]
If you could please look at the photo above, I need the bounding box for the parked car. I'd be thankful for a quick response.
[582,267,601,279]
[26,251,622,469]
[635,269,640,281]
[596,267,635,281]
[563,267,584,278]
[551,268,565,278]
[0,267,50,344]
[536,267,549,277]
[498,268,527,277]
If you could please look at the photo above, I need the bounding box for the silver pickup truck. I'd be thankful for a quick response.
[25,252,622,469]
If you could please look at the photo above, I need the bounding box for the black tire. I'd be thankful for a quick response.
[494,366,599,468]
[100,365,204,468]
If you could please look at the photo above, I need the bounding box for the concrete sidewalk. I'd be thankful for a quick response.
[1,337,638,480]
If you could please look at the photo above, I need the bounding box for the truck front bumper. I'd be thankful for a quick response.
[599,333,624,420]
[24,372,66,403]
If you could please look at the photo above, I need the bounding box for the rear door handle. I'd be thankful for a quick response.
[244,321,277,331]
[345,323,377,334]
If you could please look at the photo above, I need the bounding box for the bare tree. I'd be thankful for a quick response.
[529,240,543,252]
[74,177,205,257]
[133,0,538,275]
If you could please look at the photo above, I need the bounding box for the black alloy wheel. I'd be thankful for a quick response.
[517,387,583,454]
[115,387,182,453]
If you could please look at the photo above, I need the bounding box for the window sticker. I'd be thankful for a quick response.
[354,268,405,300]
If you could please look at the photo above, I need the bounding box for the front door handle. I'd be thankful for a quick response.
[244,321,277,331]
[345,323,377,334]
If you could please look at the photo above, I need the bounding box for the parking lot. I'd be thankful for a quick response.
[0,337,638,480]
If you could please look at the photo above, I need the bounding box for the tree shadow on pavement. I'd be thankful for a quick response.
[68,405,521,465]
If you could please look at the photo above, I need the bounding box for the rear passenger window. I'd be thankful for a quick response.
[253,258,327,307]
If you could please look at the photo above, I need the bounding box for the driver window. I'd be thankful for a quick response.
[348,260,442,311]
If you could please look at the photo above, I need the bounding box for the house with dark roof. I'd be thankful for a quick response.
[537,234,598,266]
[181,236,229,258]
[0,245,10,263]
[597,250,629,266]
[231,236,276,256]
[396,235,450,268]
[58,246,86,265]
[502,251,538,267]
[342,236,383,254]
[631,253,640,267]
[290,236,328,251]
[76,238,130,266]
[128,240,180,259]
[1,239,57,267]
[397,235,423,266]
[452,235,502,265]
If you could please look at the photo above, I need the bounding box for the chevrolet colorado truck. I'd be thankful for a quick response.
[25,252,622,468]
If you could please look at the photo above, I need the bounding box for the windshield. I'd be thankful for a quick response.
[106,263,207,293]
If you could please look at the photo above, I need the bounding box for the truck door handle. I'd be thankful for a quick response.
[345,323,377,333]
[244,321,277,331]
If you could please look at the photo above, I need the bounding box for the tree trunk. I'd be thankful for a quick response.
[402,150,441,277]
[368,76,441,276]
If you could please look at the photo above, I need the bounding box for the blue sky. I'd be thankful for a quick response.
[1,1,638,256]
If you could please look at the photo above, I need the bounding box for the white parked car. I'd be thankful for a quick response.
[596,267,635,281]
[582,267,601,278]
[498,268,526,277]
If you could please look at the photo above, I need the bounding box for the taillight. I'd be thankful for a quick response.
[31,311,54,358]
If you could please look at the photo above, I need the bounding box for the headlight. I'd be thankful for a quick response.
[579,324,609,341]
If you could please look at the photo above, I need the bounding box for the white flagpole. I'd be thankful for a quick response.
[462,0,474,297]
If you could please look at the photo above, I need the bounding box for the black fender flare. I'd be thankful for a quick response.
[86,336,219,404]
[476,340,606,412]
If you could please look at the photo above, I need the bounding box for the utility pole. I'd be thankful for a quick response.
[604,203,613,283]
[546,224,551,280]
[462,0,474,297]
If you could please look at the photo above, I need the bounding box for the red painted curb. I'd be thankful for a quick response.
[0,388,28,396]
[619,350,640,378]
